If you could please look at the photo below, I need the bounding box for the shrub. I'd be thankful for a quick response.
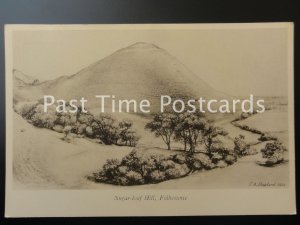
[102,158,121,179]
[210,152,223,164]
[142,157,159,176]
[172,154,186,164]
[244,147,258,155]
[187,153,214,170]
[234,135,250,156]
[15,102,37,119]
[265,154,283,166]
[63,125,72,137]
[31,111,57,129]
[160,160,176,170]
[117,166,129,175]
[211,144,233,159]
[125,171,144,185]
[258,133,278,142]
[240,112,250,119]
[77,124,87,135]
[150,170,166,182]
[165,164,189,178]
[92,150,192,185]
[121,150,144,172]
[62,135,73,143]
[16,100,140,146]
[78,113,94,125]
[224,154,237,165]
[190,160,202,170]
[91,114,117,145]
[261,141,285,158]
[260,141,286,166]
[53,124,64,133]
[115,177,129,185]
[216,160,227,168]
[91,114,139,146]
[85,126,93,137]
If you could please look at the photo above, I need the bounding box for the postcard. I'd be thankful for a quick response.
[5,23,296,217]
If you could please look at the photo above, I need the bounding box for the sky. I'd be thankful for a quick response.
[12,24,291,96]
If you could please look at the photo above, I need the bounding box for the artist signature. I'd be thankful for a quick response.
[249,181,286,187]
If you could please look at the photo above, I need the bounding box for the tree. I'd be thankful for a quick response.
[202,125,228,157]
[92,114,117,145]
[124,130,139,147]
[118,119,133,145]
[174,112,207,153]
[233,135,249,156]
[145,112,177,150]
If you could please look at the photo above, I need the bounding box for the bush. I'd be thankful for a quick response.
[187,153,214,170]
[258,134,278,142]
[53,124,64,133]
[62,135,73,143]
[211,152,223,164]
[261,141,285,158]
[117,166,129,175]
[224,154,237,165]
[15,102,37,119]
[172,154,187,164]
[85,126,93,137]
[265,154,283,166]
[244,147,258,155]
[115,177,129,185]
[216,160,227,168]
[165,164,189,178]
[240,112,250,119]
[91,150,193,186]
[31,111,57,129]
[125,171,144,185]
[63,125,72,137]
[78,113,94,125]
[211,144,233,159]
[121,150,144,172]
[160,160,176,170]
[91,145,238,186]
[102,158,121,179]
[149,170,166,182]
[77,124,87,135]
[259,141,286,166]
[234,135,250,156]
[16,101,139,147]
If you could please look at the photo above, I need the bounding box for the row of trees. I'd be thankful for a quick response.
[91,114,139,146]
[16,102,139,147]
[145,112,228,155]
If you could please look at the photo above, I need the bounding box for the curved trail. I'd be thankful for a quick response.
[13,113,132,189]
[214,115,261,144]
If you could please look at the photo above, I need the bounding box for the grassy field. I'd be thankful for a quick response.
[13,108,290,189]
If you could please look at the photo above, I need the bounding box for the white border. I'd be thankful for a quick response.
[5,23,296,217]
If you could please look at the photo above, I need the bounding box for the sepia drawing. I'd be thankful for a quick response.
[5,24,295,216]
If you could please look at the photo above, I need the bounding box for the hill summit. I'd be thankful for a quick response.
[14,42,223,111]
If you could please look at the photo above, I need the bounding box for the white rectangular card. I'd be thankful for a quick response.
[5,23,296,217]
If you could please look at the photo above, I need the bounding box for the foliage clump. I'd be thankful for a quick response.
[15,101,139,146]
[258,141,286,167]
